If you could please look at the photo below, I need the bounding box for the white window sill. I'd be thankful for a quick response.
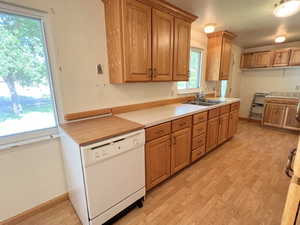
[177,88,201,95]
[0,127,59,151]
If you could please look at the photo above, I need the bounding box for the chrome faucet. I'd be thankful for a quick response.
[196,92,206,101]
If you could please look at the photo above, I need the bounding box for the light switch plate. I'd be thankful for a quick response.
[97,64,103,74]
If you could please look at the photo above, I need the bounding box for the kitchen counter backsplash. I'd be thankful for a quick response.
[268,92,300,99]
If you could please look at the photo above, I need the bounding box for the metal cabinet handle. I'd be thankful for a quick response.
[286,148,297,178]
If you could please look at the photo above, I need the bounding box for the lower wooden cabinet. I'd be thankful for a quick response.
[145,135,171,190]
[171,127,191,174]
[283,105,300,130]
[218,113,229,144]
[206,117,220,152]
[145,102,240,190]
[263,103,286,127]
[228,110,239,138]
[191,146,205,162]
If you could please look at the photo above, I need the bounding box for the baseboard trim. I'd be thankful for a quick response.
[2,193,69,225]
[239,117,261,123]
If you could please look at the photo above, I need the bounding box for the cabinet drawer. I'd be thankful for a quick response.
[231,102,240,111]
[193,111,208,124]
[220,105,230,115]
[192,133,206,149]
[146,122,171,142]
[172,116,192,132]
[208,108,220,119]
[193,122,207,137]
[191,146,205,162]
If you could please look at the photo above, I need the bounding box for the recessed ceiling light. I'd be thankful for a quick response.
[273,0,300,17]
[275,36,286,43]
[204,24,216,34]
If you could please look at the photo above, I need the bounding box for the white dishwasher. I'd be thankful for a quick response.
[81,129,145,225]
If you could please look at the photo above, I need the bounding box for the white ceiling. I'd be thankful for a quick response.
[167,0,300,48]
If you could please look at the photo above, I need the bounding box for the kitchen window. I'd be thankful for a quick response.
[220,80,228,97]
[177,48,203,93]
[0,3,58,146]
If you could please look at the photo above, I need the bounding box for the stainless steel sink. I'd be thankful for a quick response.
[187,99,225,106]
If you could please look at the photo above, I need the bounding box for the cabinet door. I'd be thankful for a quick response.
[240,53,253,68]
[283,105,300,130]
[263,104,286,127]
[289,48,300,66]
[280,182,300,225]
[171,128,191,174]
[272,49,291,67]
[252,51,273,68]
[124,0,152,82]
[146,135,171,190]
[218,113,229,144]
[228,110,239,138]
[206,117,220,152]
[173,18,191,81]
[152,9,174,81]
[220,37,232,80]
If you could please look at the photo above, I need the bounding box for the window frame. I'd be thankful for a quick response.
[177,47,204,94]
[0,3,62,147]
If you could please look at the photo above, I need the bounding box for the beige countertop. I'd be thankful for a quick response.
[117,98,240,128]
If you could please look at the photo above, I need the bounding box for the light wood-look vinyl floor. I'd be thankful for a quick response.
[14,121,299,225]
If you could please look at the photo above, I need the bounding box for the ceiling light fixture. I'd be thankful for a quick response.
[273,0,300,17]
[204,24,216,34]
[275,35,286,43]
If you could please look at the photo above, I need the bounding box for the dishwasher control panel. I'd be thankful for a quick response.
[82,129,145,167]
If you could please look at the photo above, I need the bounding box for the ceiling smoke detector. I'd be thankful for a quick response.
[273,0,300,17]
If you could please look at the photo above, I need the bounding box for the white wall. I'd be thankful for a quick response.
[239,42,300,118]
[0,0,241,221]
[0,138,66,221]
[239,68,300,117]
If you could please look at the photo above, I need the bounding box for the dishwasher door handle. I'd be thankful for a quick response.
[286,148,297,178]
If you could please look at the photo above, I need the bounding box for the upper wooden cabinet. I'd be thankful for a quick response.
[124,0,152,82]
[289,48,300,66]
[206,31,236,81]
[273,49,291,67]
[252,51,273,68]
[152,9,174,81]
[173,18,191,81]
[241,46,300,70]
[103,0,198,83]
[240,53,253,69]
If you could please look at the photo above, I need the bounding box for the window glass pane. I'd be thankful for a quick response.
[0,12,57,137]
[177,48,202,90]
[220,80,228,97]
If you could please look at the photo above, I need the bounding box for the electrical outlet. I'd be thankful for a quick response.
[296,85,300,91]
